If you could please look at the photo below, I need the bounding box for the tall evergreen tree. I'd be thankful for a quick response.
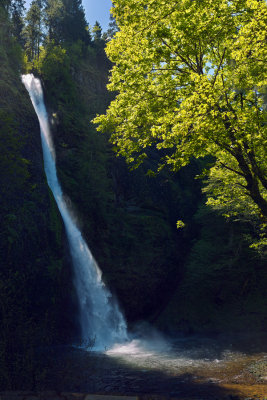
[44,0,64,44]
[0,0,11,13]
[63,0,90,44]
[0,0,11,44]
[92,20,102,41]
[23,0,43,60]
[103,8,119,41]
[44,0,90,45]
[10,0,25,44]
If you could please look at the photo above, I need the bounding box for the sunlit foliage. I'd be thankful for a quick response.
[94,0,267,250]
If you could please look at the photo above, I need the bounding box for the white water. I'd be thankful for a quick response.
[22,74,128,350]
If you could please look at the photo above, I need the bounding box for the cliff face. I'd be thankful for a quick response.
[41,41,267,336]
[40,44,201,323]
[0,12,77,388]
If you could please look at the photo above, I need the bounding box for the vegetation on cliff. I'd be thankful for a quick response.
[0,3,76,389]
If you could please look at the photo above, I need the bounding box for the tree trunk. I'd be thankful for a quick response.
[234,149,267,218]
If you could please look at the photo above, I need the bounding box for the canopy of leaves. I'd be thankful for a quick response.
[94,0,267,250]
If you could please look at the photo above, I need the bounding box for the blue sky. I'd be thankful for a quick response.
[84,0,112,31]
[25,0,113,32]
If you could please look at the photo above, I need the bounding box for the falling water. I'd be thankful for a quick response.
[22,74,128,350]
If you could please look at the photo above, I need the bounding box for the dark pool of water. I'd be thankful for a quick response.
[33,332,266,399]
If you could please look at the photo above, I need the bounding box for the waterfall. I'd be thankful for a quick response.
[22,74,128,350]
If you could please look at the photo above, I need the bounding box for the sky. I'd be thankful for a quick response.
[24,0,113,32]
[84,0,112,31]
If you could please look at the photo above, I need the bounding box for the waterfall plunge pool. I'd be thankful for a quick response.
[34,332,267,399]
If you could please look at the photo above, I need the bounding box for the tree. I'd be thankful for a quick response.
[1,0,11,13]
[44,0,90,45]
[1,0,25,43]
[44,0,64,44]
[10,0,25,44]
[23,0,43,60]
[94,0,267,247]
[107,11,119,38]
[60,0,90,44]
[102,9,119,41]
[92,20,102,41]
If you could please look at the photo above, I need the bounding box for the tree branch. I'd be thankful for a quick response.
[161,38,198,73]
[220,162,245,178]
[243,141,267,190]
[212,47,226,86]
